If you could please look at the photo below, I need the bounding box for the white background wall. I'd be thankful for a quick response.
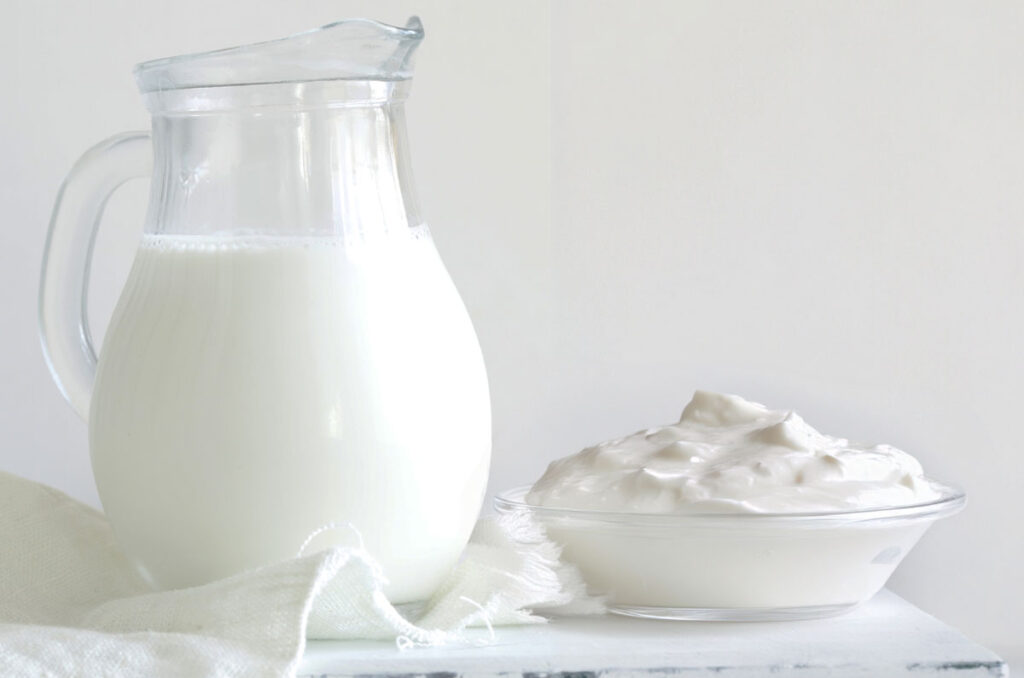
[2,0,1020,666]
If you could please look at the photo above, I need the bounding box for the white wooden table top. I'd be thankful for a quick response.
[298,590,1006,678]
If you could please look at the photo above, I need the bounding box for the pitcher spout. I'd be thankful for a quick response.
[134,17,424,93]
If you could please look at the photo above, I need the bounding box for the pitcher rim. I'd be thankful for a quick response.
[134,17,425,94]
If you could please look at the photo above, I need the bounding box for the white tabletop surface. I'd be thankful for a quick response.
[298,590,1006,677]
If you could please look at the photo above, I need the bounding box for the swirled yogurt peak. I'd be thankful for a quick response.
[527,391,944,514]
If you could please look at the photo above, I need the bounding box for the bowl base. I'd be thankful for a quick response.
[609,601,859,622]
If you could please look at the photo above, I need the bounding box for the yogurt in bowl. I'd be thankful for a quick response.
[497,391,964,620]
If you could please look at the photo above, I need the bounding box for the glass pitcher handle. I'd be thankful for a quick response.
[39,132,152,420]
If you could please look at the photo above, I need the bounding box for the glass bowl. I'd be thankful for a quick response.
[494,484,965,621]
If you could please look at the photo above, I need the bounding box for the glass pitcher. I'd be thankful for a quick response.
[38,18,491,603]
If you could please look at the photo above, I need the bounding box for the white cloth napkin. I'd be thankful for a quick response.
[0,471,601,677]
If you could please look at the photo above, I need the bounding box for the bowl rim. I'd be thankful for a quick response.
[494,482,966,527]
